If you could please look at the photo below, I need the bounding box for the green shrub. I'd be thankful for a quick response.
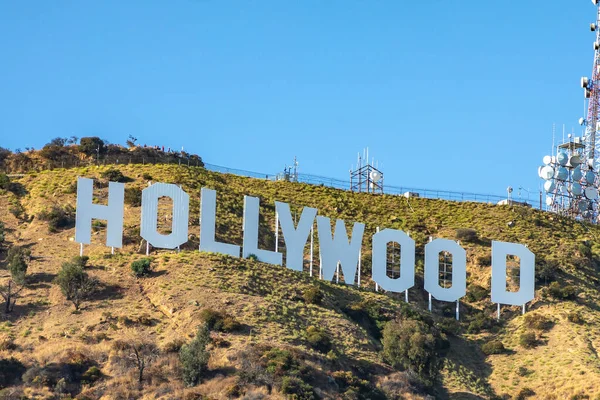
[131,258,152,277]
[548,282,577,300]
[523,313,552,331]
[0,357,26,387]
[0,174,9,190]
[247,253,259,261]
[516,366,529,376]
[306,326,331,353]
[37,205,75,232]
[72,256,89,268]
[124,187,142,207]
[79,137,105,157]
[567,311,584,324]
[100,168,126,182]
[179,324,211,387]
[466,284,489,302]
[476,254,491,266]
[281,376,315,399]
[481,340,505,355]
[515,387,535,399]
[536,260,559,285]
[198,308,241,332]
[303,286,323,305]
[8,203,25,220]
[455,228,478,243]
[142,173,153,180]
[54,262,98,310]
[578,242,592,259]
[382,318,443,386]
[81,366,101,384]
[467,312,496,334]
[519,331,537,349]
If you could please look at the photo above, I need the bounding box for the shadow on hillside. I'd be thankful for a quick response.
[7,299,50,319]
[149,269,168,278]
[434,336,497,400]
[28,272,56,289]
[91,282,124,302]
[448,393,488,400]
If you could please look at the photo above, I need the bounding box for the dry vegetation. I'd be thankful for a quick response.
[1,162,600,399]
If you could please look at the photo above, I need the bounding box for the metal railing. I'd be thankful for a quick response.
[203,162,519,208]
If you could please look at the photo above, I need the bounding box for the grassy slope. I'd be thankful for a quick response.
[1,164,600,399]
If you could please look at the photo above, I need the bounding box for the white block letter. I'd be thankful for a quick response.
[316,216,364,284]
[75,177,124,248]
[242,196,282,265]
[141,183,189,249]
[372,229,415,293]
[424,239,466,302]
[491,241,535,306]
[199,188,240,257]
[275,201,317,271]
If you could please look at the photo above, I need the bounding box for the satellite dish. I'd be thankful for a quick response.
[544,180,555,192]
[546,197,554,206]
[573,166,583,181]
[540,166,555,180]
[557,152,569,166]
[586,170,596,184]
[543,155,552,165]
[579,117,586,126]
[556,167,568,181]
[569,155,582,167]
[582,77,590,88]
[585,187,599,199]
[369,170,382,182]
[572,182,583,196]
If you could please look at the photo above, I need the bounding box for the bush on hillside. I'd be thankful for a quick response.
[124,187,142,207]
[0,174,9,191]
[79,137,105,157]
[476,254,491,266]
[519,332,537,349]
[280,376,315,399]
[548,282,577,300]
[515,387,535,399]
[131,258,152,277]
[481,340,505,355]
[179,324,211,387]
[198,308,240,332]
[72,256,89,268]
[382,318,444,386]
[466,284,489,302]
[303,286,323,305]
[100,168,127,183]
[467,312,496,334]
[578,242,592,259]
[536,260,559,285]
[306,326,331,353]
[523,313,552,331]
[54,262,98,310]
[567,311,584,324]
[455,228,478,243]
[37,205,75,233]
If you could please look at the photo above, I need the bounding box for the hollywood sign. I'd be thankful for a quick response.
[74,178,535,314]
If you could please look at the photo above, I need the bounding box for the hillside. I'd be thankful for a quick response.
[1,164,600,399]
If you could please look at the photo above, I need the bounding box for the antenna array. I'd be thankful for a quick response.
[538,1,600,222]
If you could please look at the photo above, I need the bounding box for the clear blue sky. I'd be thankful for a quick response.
[0,1,595,199]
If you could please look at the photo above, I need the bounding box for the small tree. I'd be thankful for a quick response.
[131,258,152,277]
[128,340,158,384]
[0,246,29,313]
[126,135,138,148]
[54,262,97,310]
[79,137,105,157]
[180,324,211,387]
[382,318,443,386]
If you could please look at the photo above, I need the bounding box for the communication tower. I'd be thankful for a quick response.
[350,147,384,194]
[538,1,600,222]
